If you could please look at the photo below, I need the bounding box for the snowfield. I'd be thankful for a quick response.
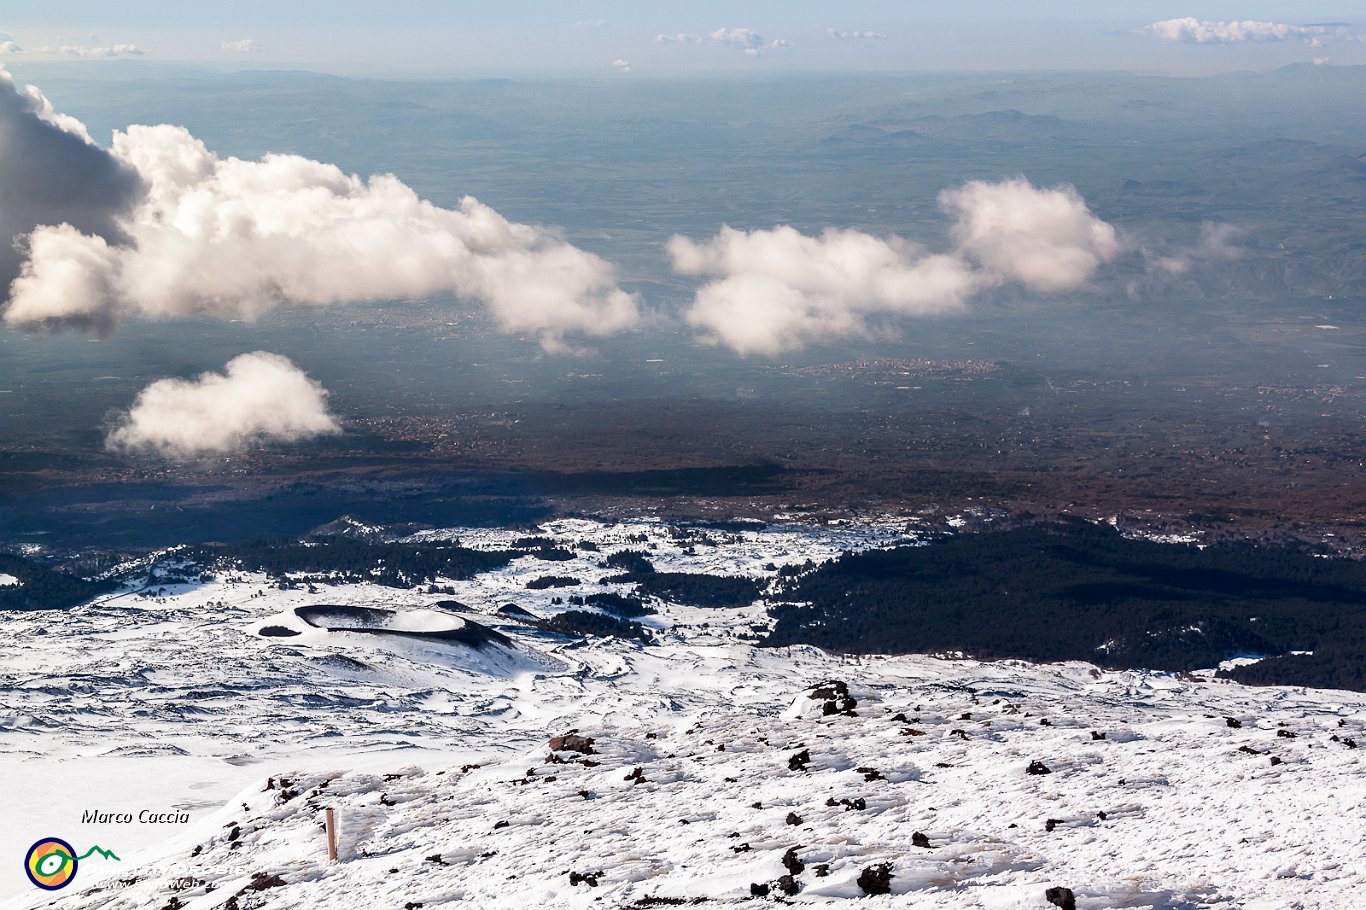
[1,519,1363,909]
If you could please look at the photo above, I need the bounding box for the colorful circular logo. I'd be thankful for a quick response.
[24,838,78,891]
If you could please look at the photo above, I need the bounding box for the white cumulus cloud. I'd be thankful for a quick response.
[709,27,791,55]
[939,178,1120,293]
[672,227,977,356]
[2,81,640,351]
[1144,18,1347,44]
[106,352,341,458]
[220,38,260,53]
[672,178,1120,356]
[613,58,632,72]
[1149,222,1245,275]
[0,67,143,289]
[655,33,702,44]
[37,43,144,58]
[826,29,886,41]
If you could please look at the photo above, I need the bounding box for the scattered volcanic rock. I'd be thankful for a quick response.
[1046,886,1077,910]
[857,863,894,895]
[548,734,597,755]
[810,679,858,716]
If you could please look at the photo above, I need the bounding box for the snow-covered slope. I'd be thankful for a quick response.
[2,519,1363,909]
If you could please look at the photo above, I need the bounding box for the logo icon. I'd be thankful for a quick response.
[23,839,120,891]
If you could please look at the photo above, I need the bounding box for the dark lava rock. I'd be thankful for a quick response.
[785,811,803,826]
[809,680,849,700]
[1027,760,1052,775]
[788,749,811,772]
[749,882,770,897]
[549,734,597,754]
[497,604,538,620]
[1045,886,1077,910]
[833,696,859,715]
[776,874,800,896]
[781,847,805,875]
[1226,717,1243,729]
[856,863,893,895]
[245,873,285,892]
[912,831,930,849]
[258,626,300,638]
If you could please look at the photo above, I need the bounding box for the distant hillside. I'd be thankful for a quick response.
[0,553,116,611]
[763,521,1366,691]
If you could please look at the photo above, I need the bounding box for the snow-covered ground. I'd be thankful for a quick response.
[2,518,1363,909]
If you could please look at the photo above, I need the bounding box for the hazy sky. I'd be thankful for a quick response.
[2,1,1364,76]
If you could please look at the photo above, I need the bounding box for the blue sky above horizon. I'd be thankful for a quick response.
[2,2,1365,76]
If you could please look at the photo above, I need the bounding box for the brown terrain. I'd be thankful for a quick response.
[5,356,1360,554]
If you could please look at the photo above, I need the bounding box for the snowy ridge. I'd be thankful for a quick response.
[2,518,1364,908]
[13,647,1365,910]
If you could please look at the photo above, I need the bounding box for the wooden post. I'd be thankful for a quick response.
[325,807,338,862]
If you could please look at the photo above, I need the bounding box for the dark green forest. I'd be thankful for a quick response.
[599,550,762,609]
[627,572,764,609]
[763,521,1366,692]
[197,539,517,588]
[570,591,656,618]
[541,609,654,643]
[0,554,115,611]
